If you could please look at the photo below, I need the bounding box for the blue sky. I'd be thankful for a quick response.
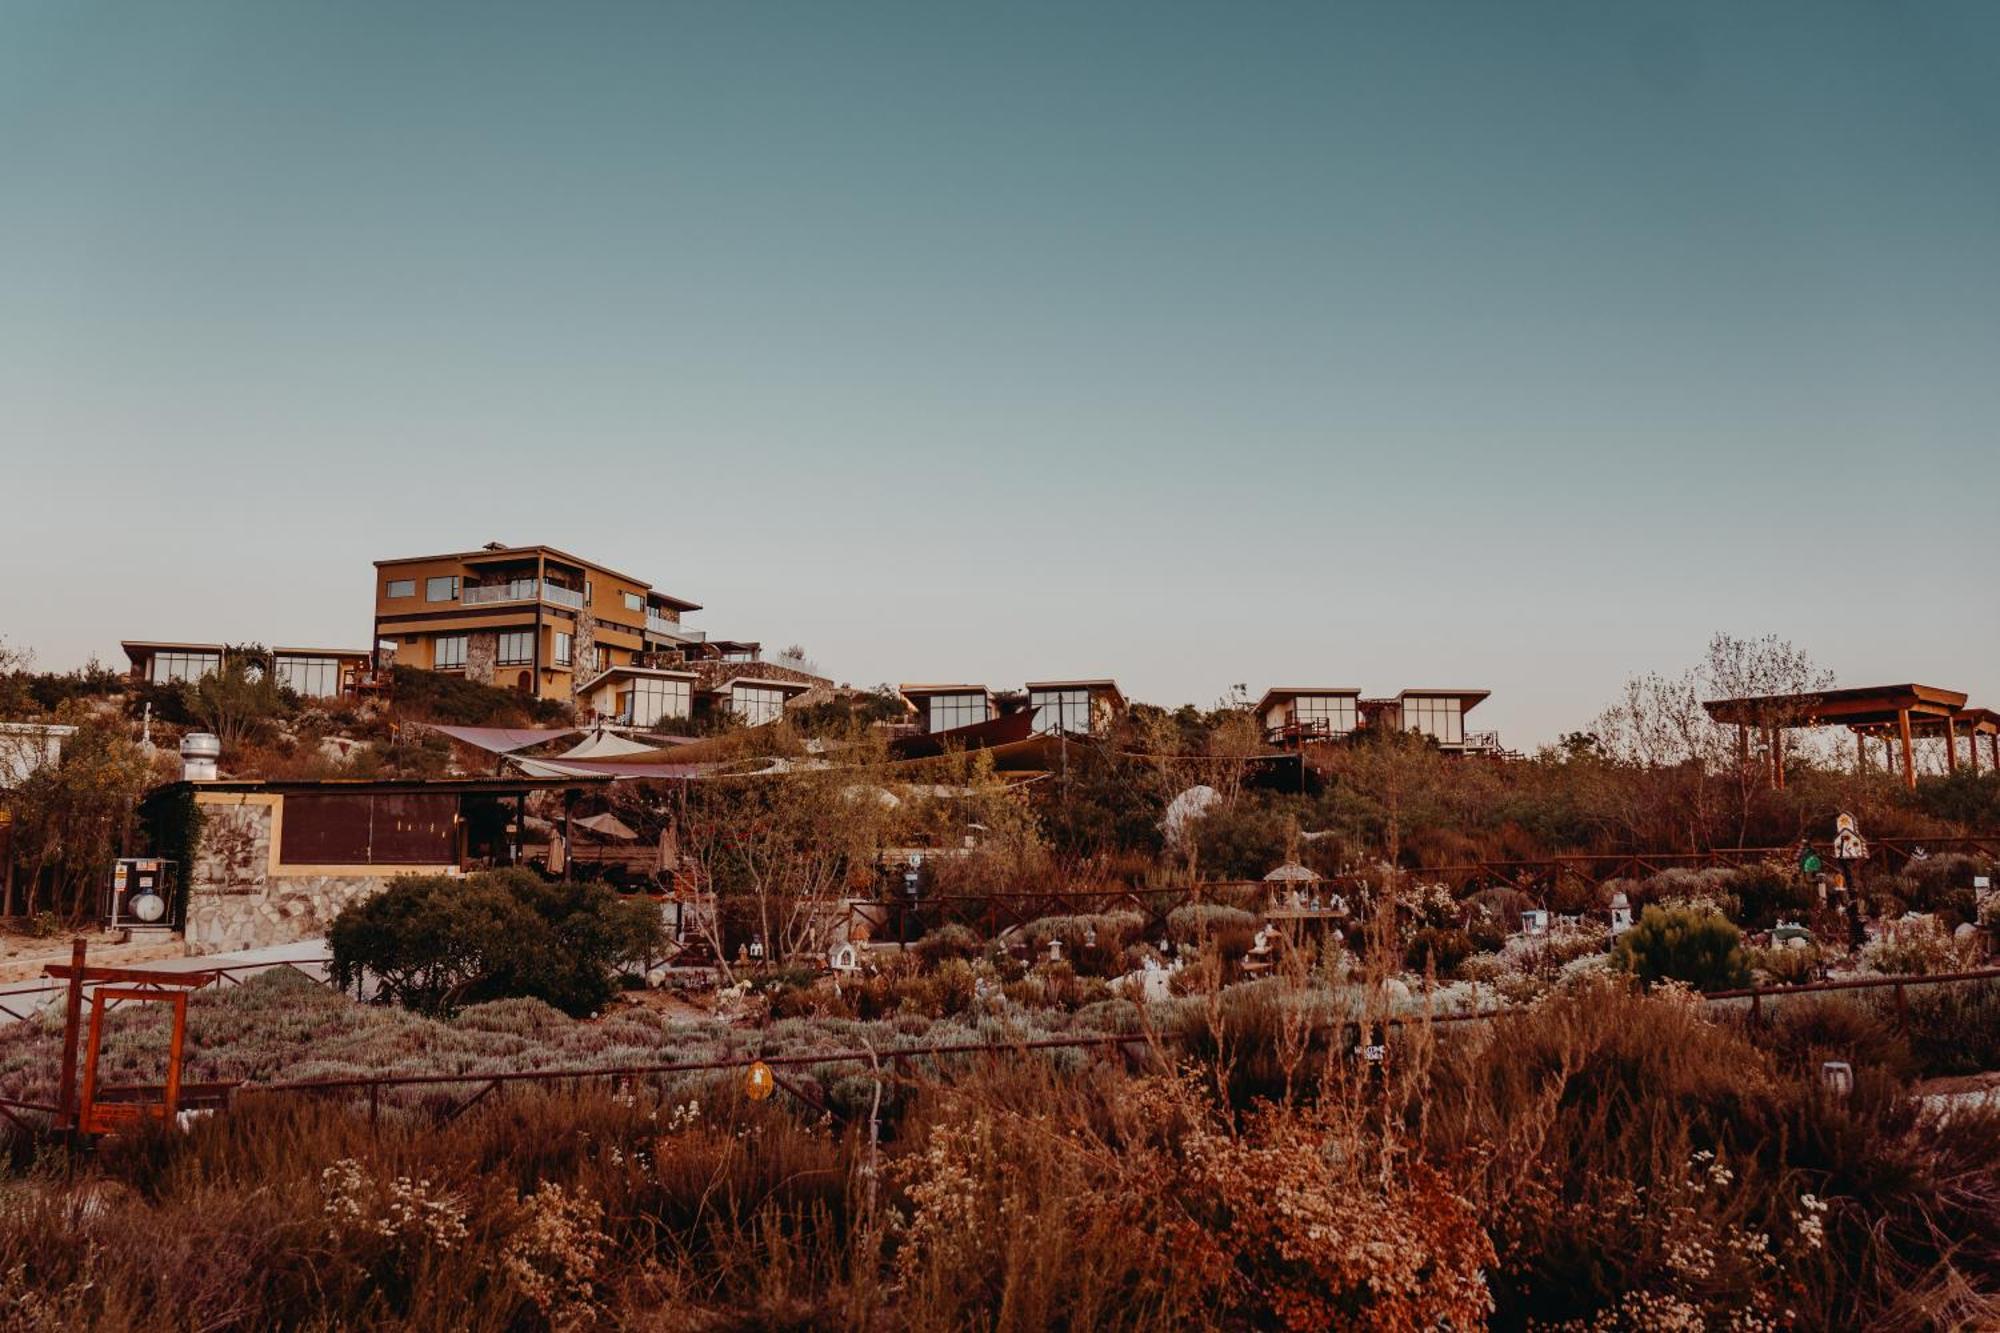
[2,2,1995,744]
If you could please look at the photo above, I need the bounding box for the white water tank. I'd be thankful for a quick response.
[181,732,221,782]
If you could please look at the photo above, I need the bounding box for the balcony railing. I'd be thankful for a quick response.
[461,580,538,607]
[458,580,585,611]
[645,614,704,642]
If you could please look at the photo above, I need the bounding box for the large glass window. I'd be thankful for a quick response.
[385,578,416,599]
[733,684,788,726]
[1294,694,1358,736]
[425,575,460,603]
[621,591,644,613]
[554,632,573,667]
[146,650,221,685]
[433,635,468,670]
[624,676,691,727]
[1401,697,1464,745]
[273,655,342,697]
[1029,689,1094,736]
[497,631,533,666]
[927,693,990,733]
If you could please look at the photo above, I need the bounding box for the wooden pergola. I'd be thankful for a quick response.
[1701,683,1978,791]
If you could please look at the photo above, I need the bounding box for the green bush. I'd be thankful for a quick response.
[328,869,664,1017]
[1405,926,1475,978]
[1610,905,1750,992]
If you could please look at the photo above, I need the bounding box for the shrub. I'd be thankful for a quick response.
[1860,917,1980,977]
[913,922,983,966]
[1610,905,1750,992]
[328,869,664,1018]
[1405,926,1475,978]
[1724,861,1816,932]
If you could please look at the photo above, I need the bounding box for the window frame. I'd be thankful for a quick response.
[425,575,460,603]
[496,631,533,667]
[433,634,469,670]
[384,578,416,599]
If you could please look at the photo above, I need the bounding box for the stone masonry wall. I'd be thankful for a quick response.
[466,629,498,685]
[183,798,398,955]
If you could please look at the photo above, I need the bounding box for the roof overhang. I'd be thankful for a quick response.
[1703,684,1969,729]
[1254,686,1362,716]
[1395,688,1492,714]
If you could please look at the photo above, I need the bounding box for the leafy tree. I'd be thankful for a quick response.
[329,869,664,1017]
[4,715,157,918]
[183,648,286,750]
[1610,904,1750,992]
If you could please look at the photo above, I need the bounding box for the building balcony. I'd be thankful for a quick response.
[645,613,704,643]
[458,580,585,611]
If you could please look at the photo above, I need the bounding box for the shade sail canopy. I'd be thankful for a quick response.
[427,724,580,754]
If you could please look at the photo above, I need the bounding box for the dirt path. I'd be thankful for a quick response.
[0,929,184,985]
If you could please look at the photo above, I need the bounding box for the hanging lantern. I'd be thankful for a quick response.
[745,1060,775,1102]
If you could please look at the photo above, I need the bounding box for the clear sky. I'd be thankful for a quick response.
[2,1,1995,745]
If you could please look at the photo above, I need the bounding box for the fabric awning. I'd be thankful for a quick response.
[426,724,580,754]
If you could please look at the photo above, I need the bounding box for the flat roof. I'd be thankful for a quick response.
[900,683,993,698]
[1703,684,1968,728]
[373,544,702,611]
[1255,686,1363,713]
[576,665,698,692]
[1396,688,1492,711]
[184,776,610,796]
[719,676,814,695]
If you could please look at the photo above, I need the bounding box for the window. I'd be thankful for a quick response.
[433,635,468,670]
[497,631,533,666]
[733,684,789,726]
[592,645,608,673]
[927,693,990,733]
[1400,697,1464,745]
[621,591,644,613]
[623,676,691,728]
[273,655,342,698]
[146,650,221,685]
[1294,694,1357,737]
[385,578,416,599]
[554,632,573,667]
[1029,689,1094,736]
[425,575,460,603]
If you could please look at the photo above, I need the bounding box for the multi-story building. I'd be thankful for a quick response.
[374,542,833,727]
[371,543,720,704]
[1254,686,1495,752]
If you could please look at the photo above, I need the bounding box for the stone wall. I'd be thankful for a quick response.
[466,629,498,685]
[184,797,401,955]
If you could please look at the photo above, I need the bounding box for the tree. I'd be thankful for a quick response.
[183,647,285,751]
[672,740,899,971]
[328,869,664,1017]
[4,715,156,919]
[1592,633,1833,850]
[1610,904,1750,992]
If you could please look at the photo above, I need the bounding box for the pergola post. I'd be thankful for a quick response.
[1898,708,1916,791]
[1854,729,1865,774]
[1771,727,1786,789]
[1972,730,1983,776]
[1943,716,1959,774]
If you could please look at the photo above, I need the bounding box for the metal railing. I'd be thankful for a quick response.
[457,579,588,612]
